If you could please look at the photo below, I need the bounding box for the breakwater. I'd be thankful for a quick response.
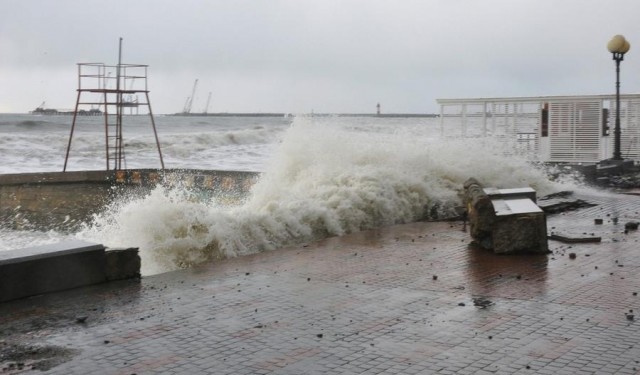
[170,112,438,118]
[0,169,260,232]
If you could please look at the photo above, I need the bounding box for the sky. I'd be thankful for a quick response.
[1,0,639,115]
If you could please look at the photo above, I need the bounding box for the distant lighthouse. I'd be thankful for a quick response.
[376,103,381,116]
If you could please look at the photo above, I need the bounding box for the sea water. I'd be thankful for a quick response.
[0,113,575,274]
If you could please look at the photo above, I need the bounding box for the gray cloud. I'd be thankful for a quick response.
[1,0,639,113]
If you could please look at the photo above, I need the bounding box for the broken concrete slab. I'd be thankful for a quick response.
[548,234,602,243]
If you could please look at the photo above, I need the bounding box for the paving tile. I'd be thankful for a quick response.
[1,192,640,374]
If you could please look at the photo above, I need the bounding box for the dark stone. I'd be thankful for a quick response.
[104,248,141,281]
[625,222,639,230]
[473,297,493,309]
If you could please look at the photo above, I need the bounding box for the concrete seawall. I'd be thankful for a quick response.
[0,169,260,232]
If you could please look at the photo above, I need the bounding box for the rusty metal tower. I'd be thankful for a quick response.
[63,38,164,171]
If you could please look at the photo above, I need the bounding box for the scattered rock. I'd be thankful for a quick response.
[626,313,635,321]
[75,316,88,324]
[473,297,493,309]
[625,222,639,230]
[432,275,438,280]
[316,333,323,338]
[569,253,577,259]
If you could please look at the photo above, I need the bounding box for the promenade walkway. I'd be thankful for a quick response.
[1,191,640,374]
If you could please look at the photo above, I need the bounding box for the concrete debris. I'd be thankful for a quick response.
[549,234,602,243]
[464,178,548,254]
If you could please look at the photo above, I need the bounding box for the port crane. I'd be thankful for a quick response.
[182,79,198,114]
[203,92,212,114]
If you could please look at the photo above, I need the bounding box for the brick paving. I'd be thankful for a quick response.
[2,191,640,374]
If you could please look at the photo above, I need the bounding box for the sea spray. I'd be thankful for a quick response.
[79,116,570,275]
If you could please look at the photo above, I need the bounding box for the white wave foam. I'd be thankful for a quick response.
[0,228,74,252]
[78,116,573,275]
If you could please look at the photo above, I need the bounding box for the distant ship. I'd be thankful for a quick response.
[30,102,102,116]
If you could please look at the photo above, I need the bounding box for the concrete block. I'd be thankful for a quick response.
[105,248,141,281]
[464,178,548,254]
[0,241,106,303]
[484,187,537,203]
[491,198,548,254]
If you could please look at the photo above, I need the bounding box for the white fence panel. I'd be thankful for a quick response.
[548,100,601,162]
[437,94,640,163]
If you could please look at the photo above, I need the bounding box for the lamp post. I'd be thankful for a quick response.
[607,34,631,161]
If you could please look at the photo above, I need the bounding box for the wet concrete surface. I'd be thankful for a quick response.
[1,192,640,374]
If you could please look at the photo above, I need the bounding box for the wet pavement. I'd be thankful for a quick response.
[2,192,640,374]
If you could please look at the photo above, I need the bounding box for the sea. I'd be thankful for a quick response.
[0,113,579,275]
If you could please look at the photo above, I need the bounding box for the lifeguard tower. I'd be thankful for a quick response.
[63,38,164,171]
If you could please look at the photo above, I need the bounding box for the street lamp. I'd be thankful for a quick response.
[607,34,631,161]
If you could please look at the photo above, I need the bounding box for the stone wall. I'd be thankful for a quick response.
[0,169,260,232]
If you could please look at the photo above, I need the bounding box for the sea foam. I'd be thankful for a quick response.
[78,116,571,275]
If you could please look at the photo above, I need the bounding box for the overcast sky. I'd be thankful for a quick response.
[1,0,639,114]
